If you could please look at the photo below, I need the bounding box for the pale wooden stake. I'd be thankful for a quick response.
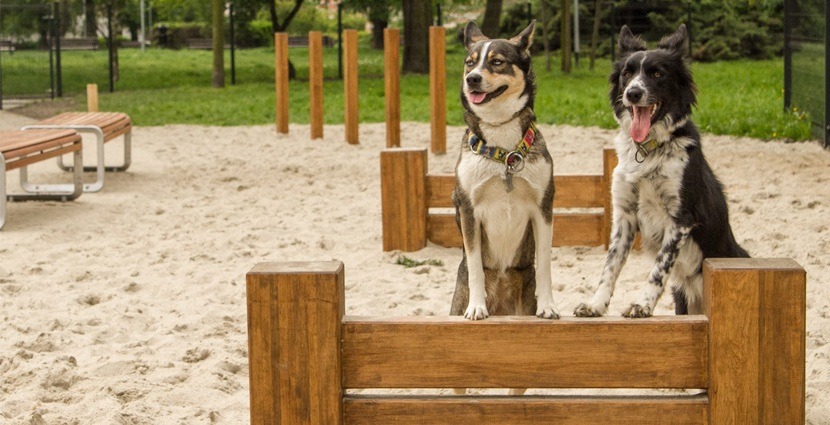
[309,31,324,140]
[274,32,289,134]
[380,148,427,251]
[429,26,446,154]
[86,83,99,112]
[246,262,345,425]
[384,28,401,148]
[703,258,806,425]
[343,29,359,144]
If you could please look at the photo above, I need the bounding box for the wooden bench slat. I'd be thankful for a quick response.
[1,131,81,158]
[344,395,709,425]
[342,315,709,389]
[425,174,605,209]
[6,144,81,171]
[35,112,132,141]
[426,212,604,247]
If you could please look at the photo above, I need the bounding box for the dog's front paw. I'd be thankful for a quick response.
[622,303,652,318]
[574,302,606,317]
[464,303,489,320]
[536,302,560,320]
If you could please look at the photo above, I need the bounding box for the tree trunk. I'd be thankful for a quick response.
[589,0,601,70]
[370,18,388,49]
[212,0,224,88]
[402,0,431,74]
[85,0,96,37]
[561,0,571,73]
[481,0,503,38]
[541,0,552,71]
[270,0,304,32]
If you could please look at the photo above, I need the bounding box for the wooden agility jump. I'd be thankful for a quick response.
[381,147,618,252]
[246,258,806,424]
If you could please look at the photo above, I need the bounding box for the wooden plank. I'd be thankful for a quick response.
[343,29,359,144]
[86,83,99,112]
[429,26,446,154]
[275,32,289,134]
[309,31,324,140]
[424,174,603,209]
[6,144,81,171]
[427,212,604,248]
[381,149,427,251]
[426,175,455,208]
[384,28,400,148]
[603,148,617,248]
[344,395,709,425]
[246,262,345,425]
[1,130,79,154]
[342,315,708,389]
[703,258,806,425]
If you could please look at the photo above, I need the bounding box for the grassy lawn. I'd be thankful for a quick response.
[2,42,813,141]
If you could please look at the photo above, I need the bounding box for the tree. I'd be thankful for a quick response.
[347,0,398,49]
[269,0,303,32]
[212,0,224,88]
[85,0,97,37]
[402,0,431,74]
[481,0,502,37]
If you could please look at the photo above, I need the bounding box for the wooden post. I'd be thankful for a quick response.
[602,148,617,249]
[703,258,806,425]
[246,261,345,425]
[381,148,428,251]
[309,31,324,140]
[86,83,99,112]
[343,29,359,144]
[384,28,401,148]
[274,32,289,134]
[429,26,446,154]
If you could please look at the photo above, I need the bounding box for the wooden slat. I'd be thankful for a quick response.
[426,212,604,248]
[343,29,359,144]
[344,395,709,425]
[429,26,446,154]
[6,144,81,171]
[33,112,131,141]
[424,174,603,209]
[275,33,289,134]
[381,149,427,251]
[309,31,324,140]
[342,315,708,389]
[603,148,617,248]
[384,28,400,148]
[1,130,78,153]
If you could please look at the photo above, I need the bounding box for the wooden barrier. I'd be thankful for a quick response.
[381,147,619,252]
[246,258,806,424]
[86,83,99,112]
[274,32,289,134]
[309,31,324,140]
[343,29,359,144]
[429,26,447,154]
[384,28,401,148]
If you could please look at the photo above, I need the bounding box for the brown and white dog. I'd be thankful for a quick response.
[450,21,559,321]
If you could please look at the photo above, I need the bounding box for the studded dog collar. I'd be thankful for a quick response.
[468,123,537,172]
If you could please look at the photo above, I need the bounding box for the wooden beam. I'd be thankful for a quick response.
[309,31,324,140]
[384,28,400,148]
[381,148,427,251]
[429,26,446,154]
[86,83,99,112]
[342,315,708,389]
[246,262,345,424]
[274,32,289,134]
[343,29,359,144]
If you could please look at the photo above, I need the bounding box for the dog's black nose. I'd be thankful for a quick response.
[466,73,482,85]
[626,87,644,103]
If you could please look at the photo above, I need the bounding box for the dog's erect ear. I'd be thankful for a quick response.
[618,25,646,56]
[658,24,689,57]
[509,20,536,52]
[463,21,488,50]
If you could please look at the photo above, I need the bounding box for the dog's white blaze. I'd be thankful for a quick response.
[474,42,492,71]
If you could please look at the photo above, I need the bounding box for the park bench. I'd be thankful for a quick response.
[0,40,14,54]
[54,37,99,51]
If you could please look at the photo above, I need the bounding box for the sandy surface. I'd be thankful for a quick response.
[1,111,828,424]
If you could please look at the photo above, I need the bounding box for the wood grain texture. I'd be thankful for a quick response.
[384,29,400,148]
[342,315,708,389]
[344,395,709,425]
[381,149,427,251]
[429,26,446,154]
[602,148,616,248]
[86,83,99,112]
[425,174,603,209]
[246,262,345,425]
[274,33,289,134]
[343,30,359,144]
[426,212,604,247]
[308,31,324,140]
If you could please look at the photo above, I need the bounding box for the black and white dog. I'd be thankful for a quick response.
[450,21,559,321]
[575,24,749,318]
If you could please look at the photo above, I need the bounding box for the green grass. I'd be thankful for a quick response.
[1,44,813,141]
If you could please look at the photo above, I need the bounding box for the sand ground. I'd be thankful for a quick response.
[1,111,828,424]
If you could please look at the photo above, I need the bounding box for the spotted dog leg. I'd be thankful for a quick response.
[574,175,639,317]
[623,226,691,318]
[459,209,488,321]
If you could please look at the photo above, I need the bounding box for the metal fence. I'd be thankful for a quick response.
[785,0,829,148]
[0,2,58,109]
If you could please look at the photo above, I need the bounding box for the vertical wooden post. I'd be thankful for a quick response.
[703,258,806,425]
[429,26,446,154]
[274,32,289,134]
[309,31,324,140]
[381,148,428,251]
[384,28,401,148]
[247,261,345,425]
[602,148,617,249]
[86,83,99,112]
[343,29,359,144]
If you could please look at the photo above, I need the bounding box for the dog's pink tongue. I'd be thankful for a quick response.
[630,105,653,143]
[468,92,487,104]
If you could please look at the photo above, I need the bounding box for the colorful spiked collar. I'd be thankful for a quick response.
[468,123,537,172]
[634,138,663,163]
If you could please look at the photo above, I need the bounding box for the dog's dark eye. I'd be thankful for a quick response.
[622,71,632,78]
[491,59,504,66]
[465,59,475,67]
[653,71,663,78]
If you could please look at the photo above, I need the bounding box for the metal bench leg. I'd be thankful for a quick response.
[23,125,105,193]
[1,156,6,230]
[11,149,83,201]
[58,131,131,173]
